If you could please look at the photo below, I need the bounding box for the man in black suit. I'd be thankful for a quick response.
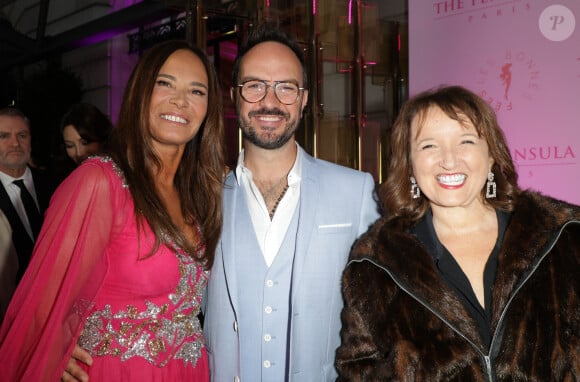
[0,107,54,282]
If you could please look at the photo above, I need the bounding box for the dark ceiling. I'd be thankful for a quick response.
[0,0,244,73]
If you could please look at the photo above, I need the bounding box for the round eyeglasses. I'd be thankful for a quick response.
[235,80,305,105]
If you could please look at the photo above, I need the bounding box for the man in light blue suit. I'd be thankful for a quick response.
[203,23,380,382]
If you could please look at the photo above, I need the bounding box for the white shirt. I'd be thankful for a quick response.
[235,146,302,267]
[0,167,39,240]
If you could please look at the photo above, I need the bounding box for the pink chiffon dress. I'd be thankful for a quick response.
[0,156,210,381]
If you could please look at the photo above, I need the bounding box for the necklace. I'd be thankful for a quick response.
[269,184,289,220]
[254,172,289,220]
[257,175,286,196]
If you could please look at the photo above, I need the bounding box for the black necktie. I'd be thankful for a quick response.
[13,179,42,239]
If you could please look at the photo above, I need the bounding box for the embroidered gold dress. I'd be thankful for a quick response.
[0,157,209,381]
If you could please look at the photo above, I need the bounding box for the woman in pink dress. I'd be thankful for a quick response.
[0,40,225,381]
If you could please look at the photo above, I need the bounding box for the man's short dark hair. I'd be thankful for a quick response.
[232,22,308,89]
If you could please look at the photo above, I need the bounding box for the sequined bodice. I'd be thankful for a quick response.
[79,249,208,367]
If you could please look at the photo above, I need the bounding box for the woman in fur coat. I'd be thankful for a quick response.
[336,85,580,381]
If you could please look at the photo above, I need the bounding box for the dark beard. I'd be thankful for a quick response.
[239,107,298,150]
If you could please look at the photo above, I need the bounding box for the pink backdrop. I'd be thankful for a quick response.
[409,0,579,205]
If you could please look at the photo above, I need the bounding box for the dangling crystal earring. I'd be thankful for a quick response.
[410,176,421,199]
[486,171,497,199]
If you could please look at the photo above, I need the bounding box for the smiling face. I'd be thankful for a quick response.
[63,124,101,164]
[0,115,31,177]
[148,49,209,153]
[234,41,308,150]
[410,106,494,211]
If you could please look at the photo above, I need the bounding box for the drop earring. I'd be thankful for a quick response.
[410,176,421,199]
[486,171,496,199]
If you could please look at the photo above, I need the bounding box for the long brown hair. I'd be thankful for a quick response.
[380,85,519,224]
[107,40,225,268]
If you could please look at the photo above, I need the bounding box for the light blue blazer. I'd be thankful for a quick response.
[204,147,380,382]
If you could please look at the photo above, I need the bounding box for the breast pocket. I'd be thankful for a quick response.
[317,223,352,235]
[309,222,356,270]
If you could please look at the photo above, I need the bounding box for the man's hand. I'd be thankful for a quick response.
[62,345,92,382]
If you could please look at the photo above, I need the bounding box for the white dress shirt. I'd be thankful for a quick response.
[235,146,302,267]
[0,167,39,240]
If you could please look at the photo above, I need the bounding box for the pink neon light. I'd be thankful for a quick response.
[312,0,317,15]
[348,0,353,25]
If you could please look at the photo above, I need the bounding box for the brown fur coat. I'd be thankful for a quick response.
[336,191,580,381]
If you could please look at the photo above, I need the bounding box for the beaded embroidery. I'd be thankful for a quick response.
[97,156,129,188]
[78,157,208,367]
[79,259,207,366]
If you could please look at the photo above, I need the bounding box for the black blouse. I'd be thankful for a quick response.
[411,209,510,349]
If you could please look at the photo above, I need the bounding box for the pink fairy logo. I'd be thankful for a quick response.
[476,49,540,113]
[499,63,512,100]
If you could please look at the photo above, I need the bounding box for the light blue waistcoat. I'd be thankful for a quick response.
[235,186,300,381]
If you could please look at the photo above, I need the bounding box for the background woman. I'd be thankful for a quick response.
[0,40,225,381]
[50,102,113,184]
[336,85,580,381]
[61,102,113,165]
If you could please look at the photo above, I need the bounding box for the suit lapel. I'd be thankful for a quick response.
[30,168,54,213]
[0,182,27,238]
[290,151,320,303]
[221,173,242,313]
[0,182,16,221]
